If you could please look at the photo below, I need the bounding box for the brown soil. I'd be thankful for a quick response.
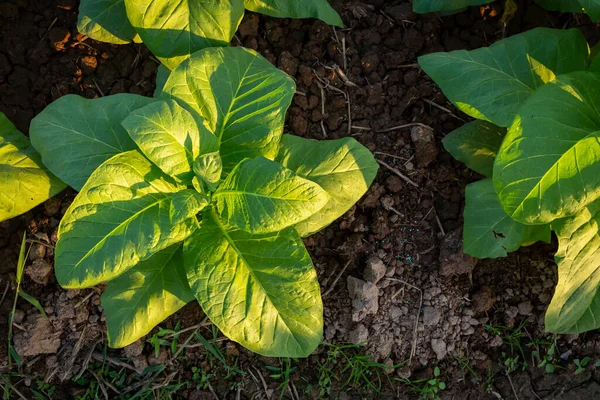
[2,0,600,399]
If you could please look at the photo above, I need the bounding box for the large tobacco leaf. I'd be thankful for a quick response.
[412,0,493,13]
[102,244,194,348]
[494,71,600,224]
[124,0,245,70]
[442,120,505,178]
[55,151,197,288]
[0,113,66,222]
[276,134,378,237]
[78,0,137,44]
[534,0,583,12]
[418,28,588,127]
[184,211,323,357]
[213,157,329,234]
[579,0,600,20]
[463,179,551,259]
[30,94,156,190]
[121,99,218,183]
[245,0,343,27]
[546,199,600,333]
[159,46,295,172]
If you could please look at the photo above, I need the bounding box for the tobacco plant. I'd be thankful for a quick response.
[0,112,65,222]
[413,0,600,20]
[29,46,378,356]
[419,27,600,334]
[78,0,343,69]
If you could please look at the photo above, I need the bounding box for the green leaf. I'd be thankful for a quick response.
[124,0,245,70]
[193,152,222,192]
[276,134,379,237]
[579,0,600,20]
[16,233,28,284]
[244,0,343,27]
[55,150,196,288]
[545,198,600,333]
[183,210,323,357]
[534,0,583,12]
[18,291,49,320]
[442,120,505,178]
[213,157,329,234]
[121,99,217,182]
[77,0,137,44]
[412,0,493,13]
[154,64,170,98]
[102,244,194,348]
[30,94,157,190]
[0,113,66,222]
[494,71,600,224]
[161,46,296,172]
[463,179,551,259]
[170,190,208,225]
[418,28,589,127]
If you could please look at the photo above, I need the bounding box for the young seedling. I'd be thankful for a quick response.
[420,27,600,336]
[574,357,591,375]
[29,46,379,358]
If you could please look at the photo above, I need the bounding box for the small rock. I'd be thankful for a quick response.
[44,197,62,216]
[238,14,259,38]
[423,306,442,326]
[131,355,149,372]
[124,340,144,358]
[148,348,169,366]
[48,27,70,51]
[13,315,62,357]
[505,306,519,319]
[347,276,379,322]
[361,51,379,74]
[29,243,46,261]
[12,309,25,324]
[278,51,299,76]
[26,259,53,285]
[472,286,496,315]
[364,256,386,284]
[431,338,447,360]
[348,324,369,344]
[410,125,437,167]
[79,56,98,74]
[518,301,533,316]
[439,228,477,277]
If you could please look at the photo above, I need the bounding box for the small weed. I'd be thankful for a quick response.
[574,357,591,374]
[147,321,182,357]
[30,379,57,400]
[265,358,297,399]
[455,356,479,383]
[398,366,446,400]
[318,342,403,396]
[485,322,528,372]
[529,342,561,374]
[191,366,212,390]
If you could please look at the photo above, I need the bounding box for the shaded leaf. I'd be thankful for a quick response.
[30,94,157,190]
[78,0,137,44]
[464,179,551,259]
[55,151,196,288]
[213,157,329,234]
[442,120,505,178]
[412,0,493,13]
[193,151,222,191]
[154,64,170,97]
[184,210,322,357]
[161,46,295,172]
[245,0,343,27]
[276,134,378,236]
